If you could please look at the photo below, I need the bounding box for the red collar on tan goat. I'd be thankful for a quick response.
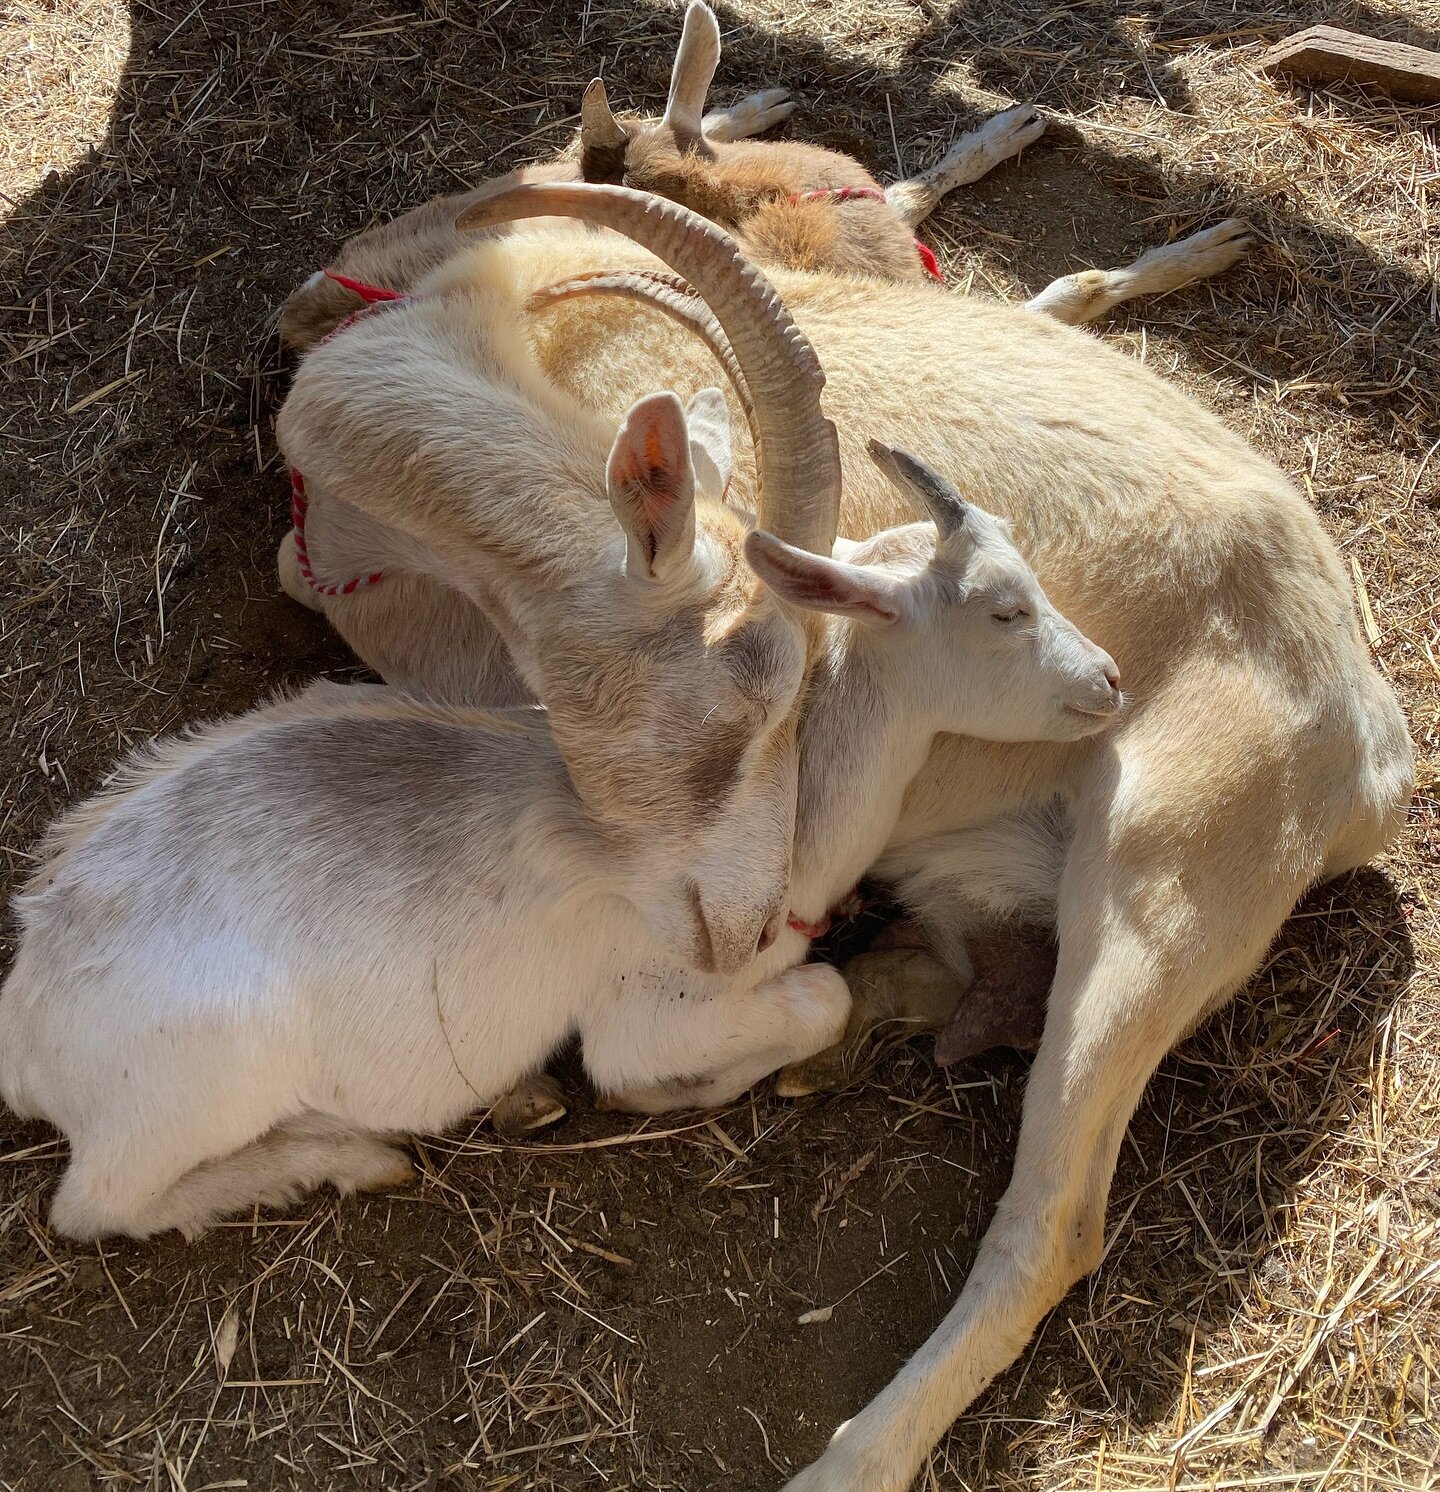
[286,268,410,598]
[787,187,946,283]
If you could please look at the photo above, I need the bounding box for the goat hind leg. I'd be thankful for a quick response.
[785,905,1302,1489]
[885,104,1045,229]
[703,89,796,142]
[129,1117,412,1240]
[489,1073,567,1136]
[1025,218,1254,326]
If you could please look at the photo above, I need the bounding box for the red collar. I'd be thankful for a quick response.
[787,187,945,284]
[288,469,385,598]
[791,186,885,206]
[322,267,406,305]
[289,270,408,597]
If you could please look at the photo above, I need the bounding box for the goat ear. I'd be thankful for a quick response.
[744,529,901,625]
[580,79,629,182]
[685,387,732,501]
[607,392,698,581]
[663,2,721,141]
[867,439,969,542]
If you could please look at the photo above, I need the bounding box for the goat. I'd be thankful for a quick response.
[280,193,857,979]
[0,447,1120,1241]
[272,182,1412,1490]
[279,3,1250,354]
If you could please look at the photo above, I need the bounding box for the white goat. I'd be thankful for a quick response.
[281,195,856,978]
[0,445,1120,1241]
[270,183,1412,1491]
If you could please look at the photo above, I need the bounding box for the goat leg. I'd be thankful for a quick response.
[1025,218,1255,326]
[885,104,1046,229]
[933,923,1055,1065]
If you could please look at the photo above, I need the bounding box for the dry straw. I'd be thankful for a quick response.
[1,0,1436,1488]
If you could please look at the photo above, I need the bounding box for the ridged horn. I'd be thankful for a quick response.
[457,182,840,555]
[526,270,756,433]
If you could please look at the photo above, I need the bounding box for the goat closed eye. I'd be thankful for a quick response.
[992,607,1029,624]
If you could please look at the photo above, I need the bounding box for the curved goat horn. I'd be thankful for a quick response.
[663,1,721,141]
[457,182,840,556]
[580,79,628,157]
[867,440,969,540]
[527,270,756,434]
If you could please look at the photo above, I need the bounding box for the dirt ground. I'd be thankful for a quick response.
[2,1,1437,1489]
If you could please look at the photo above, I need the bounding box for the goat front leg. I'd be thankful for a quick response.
[703,88,796,142]
[585,964,851,1114]
[1025,218,1254,326]
[885,104,1045,229]
[782,694,1325,1492]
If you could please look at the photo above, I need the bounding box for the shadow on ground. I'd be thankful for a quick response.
[0,2,1431,1488]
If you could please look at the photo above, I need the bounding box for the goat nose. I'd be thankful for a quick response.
[1104,663,1121,694]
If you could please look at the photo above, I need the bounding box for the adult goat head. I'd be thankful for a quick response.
[278,185,843,974]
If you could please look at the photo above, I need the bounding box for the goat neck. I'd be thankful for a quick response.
[786,625,937,927]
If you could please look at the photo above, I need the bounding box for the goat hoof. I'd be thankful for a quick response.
[775,1045,854,1098]
[353,1150,417,1193]
[490,1074,567,1136]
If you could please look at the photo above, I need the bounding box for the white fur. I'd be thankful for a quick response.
[0,475,1112,1241]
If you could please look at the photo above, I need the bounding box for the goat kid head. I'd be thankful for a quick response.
[745,442,1124,743]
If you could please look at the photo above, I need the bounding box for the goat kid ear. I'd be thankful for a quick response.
[607,392,698,581]
[744,529,901,625]
[867,439,969,543]
[663,1,722,141]
[685,387,732,501]
[580,79,629,182]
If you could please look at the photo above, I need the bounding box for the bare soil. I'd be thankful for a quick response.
[2,2,1437,1489]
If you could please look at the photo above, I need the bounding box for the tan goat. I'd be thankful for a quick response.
[279,3,1251,353]
[275,183,1412,1491]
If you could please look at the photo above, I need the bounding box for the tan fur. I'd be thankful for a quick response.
[280,219,1409,1489]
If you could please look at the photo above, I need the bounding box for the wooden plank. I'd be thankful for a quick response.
[1259,25,1440,102]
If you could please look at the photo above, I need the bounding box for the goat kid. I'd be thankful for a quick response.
[0,447,1119,1241]
[280,1,1250,358]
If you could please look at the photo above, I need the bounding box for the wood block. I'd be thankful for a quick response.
[1259,25,1440,102]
